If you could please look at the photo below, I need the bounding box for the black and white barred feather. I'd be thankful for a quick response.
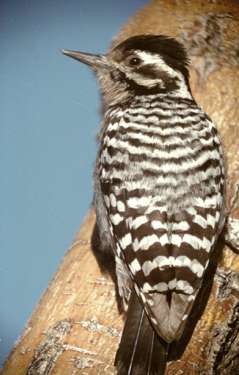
[63,35,226,375]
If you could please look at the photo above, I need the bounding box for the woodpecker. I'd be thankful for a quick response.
[63,35,226,374]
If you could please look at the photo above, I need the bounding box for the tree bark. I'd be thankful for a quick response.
[1,1,239,374]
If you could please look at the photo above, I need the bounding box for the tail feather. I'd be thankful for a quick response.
[115,291,168,375]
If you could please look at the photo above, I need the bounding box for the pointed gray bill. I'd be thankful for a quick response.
[62,49,108,69]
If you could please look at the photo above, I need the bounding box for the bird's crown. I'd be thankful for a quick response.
[111,34,189,78]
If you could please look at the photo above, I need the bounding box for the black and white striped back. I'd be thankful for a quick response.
[99,92,225,342]
[63,33,226,374]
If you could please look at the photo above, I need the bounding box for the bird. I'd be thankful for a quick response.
[62,34,226,374]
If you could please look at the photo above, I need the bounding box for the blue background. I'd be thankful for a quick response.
[0,0,147,365]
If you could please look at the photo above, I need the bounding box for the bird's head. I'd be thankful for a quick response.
[62,35,191,111]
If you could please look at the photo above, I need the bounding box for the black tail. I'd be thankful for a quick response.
[115,291,168,375]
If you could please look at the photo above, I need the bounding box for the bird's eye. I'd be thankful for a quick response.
[128,56,141,66]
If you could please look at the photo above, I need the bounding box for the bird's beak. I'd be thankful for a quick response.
[62,49,108,70]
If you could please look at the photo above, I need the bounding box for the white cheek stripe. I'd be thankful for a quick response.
[136,51,177,77]
[128,72,165,89]
[134,50,192,99]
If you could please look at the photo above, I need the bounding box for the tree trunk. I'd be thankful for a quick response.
[1,1,239,374]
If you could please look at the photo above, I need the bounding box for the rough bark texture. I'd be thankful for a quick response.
[1,1,239,374]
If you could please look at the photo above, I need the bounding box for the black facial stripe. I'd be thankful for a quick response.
[110,68,179,95]
[137,65,179,87]
[137,64,160,79]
